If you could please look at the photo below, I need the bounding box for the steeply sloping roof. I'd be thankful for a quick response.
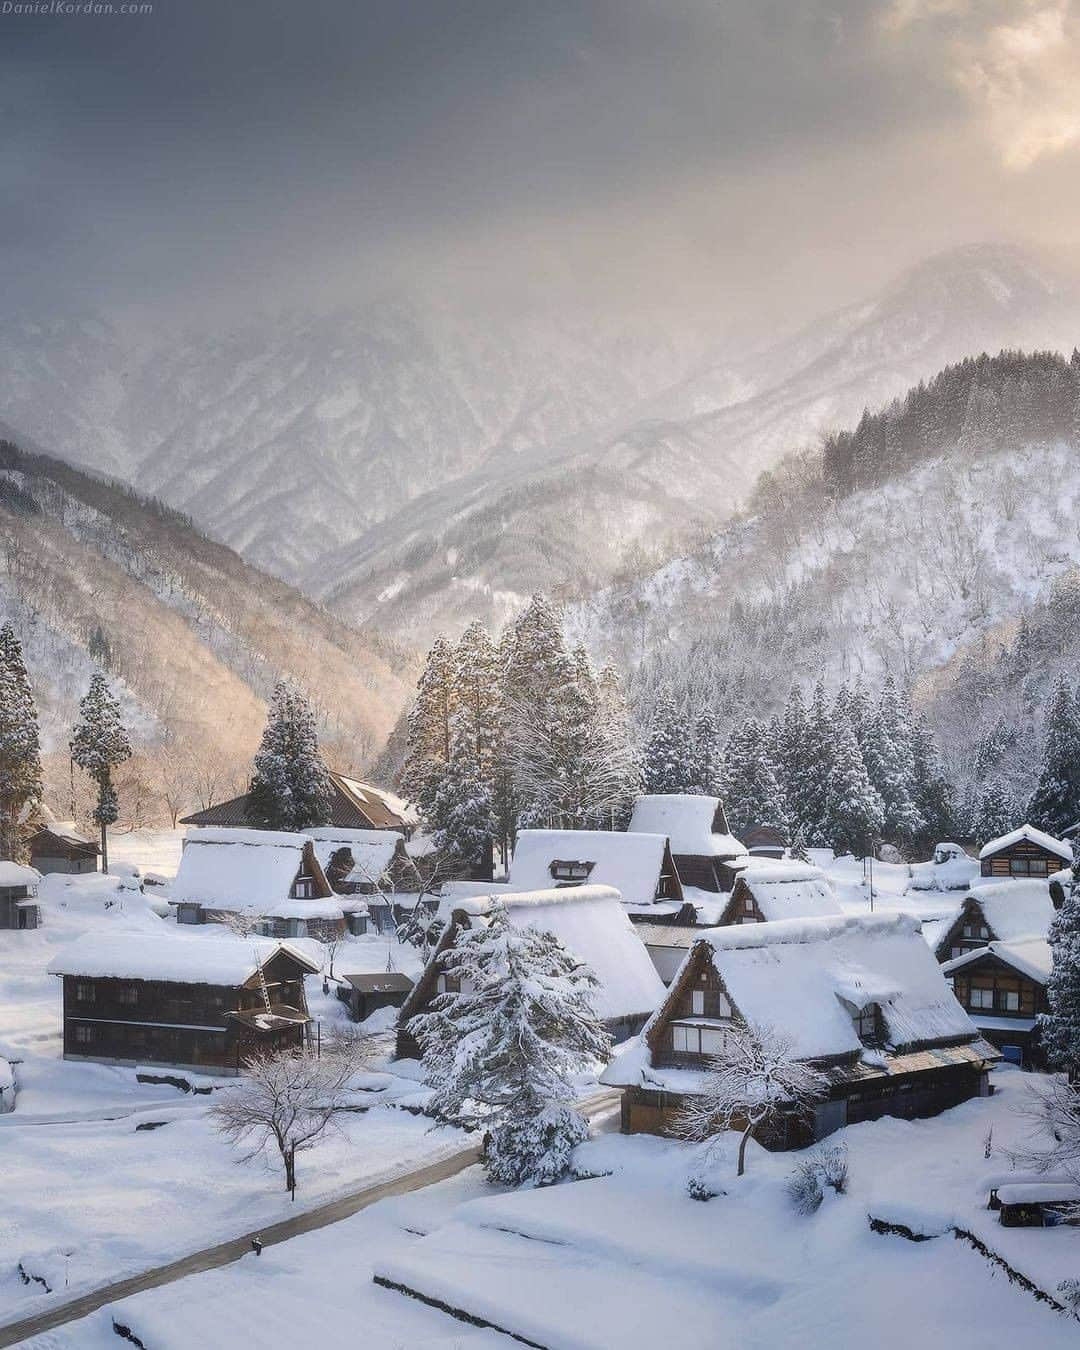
[442,883,665,1022]
[508,830,677,908]
[331,775,417,830]
[47,934,319,984]
[979,824,1070,862]
[735,862,844,922]
[170,828,307,910]
[693,914,975,1061]
[30,823,99,854]
[307,828,404,887]
[179,773,414,832]
[628,795,745,858]
[968,880,1055,944]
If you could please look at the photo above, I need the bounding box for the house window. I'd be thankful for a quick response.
[672,1024,728,1056]
[75,982,95,1003]
[853,1004,882,1046]
[1001,990,1020,1012]
[549,860,595,884]
[74,1024,93,1045]
[293,877,315,898]
[691,990,705,1016]
[962,923,990,941]
[1010,858,1049,876]
[117,984,139,1006]
[951,947,963,960]
[969,987,995,1009]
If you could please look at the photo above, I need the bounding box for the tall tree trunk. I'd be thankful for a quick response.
[100,819,109,875]
[284,1145,296,1196]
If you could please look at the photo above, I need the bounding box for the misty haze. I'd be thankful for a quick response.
[3,4,1080,1348]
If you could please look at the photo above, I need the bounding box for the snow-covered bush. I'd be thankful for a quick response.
[486,1105,588,1188]
[1057,1278,1080,1317]
[787,1143,849,1214]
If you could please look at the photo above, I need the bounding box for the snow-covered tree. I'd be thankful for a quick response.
[1041,843,1080,1073]
[210,1041,369,1196]
[452,622,502,791]
[860,677,922,850]
[1028,676,1080,836]
[974,777,1020,845]
[428,731,496,876]
[910,710,956,853]
[676,1023,827,1177]
[720,718,791,836]
[70,672,131,873]
[246,681,332,832]
[0,624,42,861]
[797,681,837,844]
[595,664,643,825]
[821,720,884,857]
[401,637,457,820]
[642,691,697,795]
[692,707,724,798]
[411,903,612,1186]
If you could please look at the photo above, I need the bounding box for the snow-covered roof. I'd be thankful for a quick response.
[47,933,319,984]
[943,938,1052,985]
[978,824,1070,862]
[307,828,403,886]
[452,884,665,1022]
[333,775,419,829]
[627,795,745,859]
[691,913,976,1061]
[0,861,39,889]
[169,827,308,912]
[508,830,676,908]
[735,862,843,922]
[967,880,1055,944]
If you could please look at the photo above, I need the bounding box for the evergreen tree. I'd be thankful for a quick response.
[401,637,456,819]
[720,718,791,836]
[0,624,42,861]
[789,825,811,863]
[1028,676,1080,836]
[70,673,132,873]
[412,903,612,1186]
[642,692,697,795]
[246,681,332,832]
[428,726,496,877]
[910,711,955,853]
[821,720,885,857]
[798,681,837,845]
[595,664,643,825]
[1041,843,1080,1073]
[974,777,1020,844]
[860,677,923,850]
[692,706,723,797]
[452,622,502,789]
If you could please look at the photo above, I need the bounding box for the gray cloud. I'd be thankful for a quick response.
[2,0,1079,327]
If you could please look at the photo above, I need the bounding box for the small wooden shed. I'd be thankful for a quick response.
[337,972,415,1023]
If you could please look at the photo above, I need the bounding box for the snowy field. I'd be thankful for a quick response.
[20,1069,1080,1350]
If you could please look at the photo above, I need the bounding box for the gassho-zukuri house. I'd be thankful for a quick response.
[47,934,321,1075]
[506,828,688,922]
[628,794,748,893]
[396,883,665,1056]
[603,913,1000,1147]
[166,828,360,938]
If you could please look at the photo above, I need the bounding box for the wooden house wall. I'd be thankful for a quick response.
[980,839,1064,878]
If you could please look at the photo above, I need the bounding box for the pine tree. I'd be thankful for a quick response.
[860,678,923,850]
[821,720,885,857]
[246,681,332,832]
[452,622,501,789]
[910,711,955,854]
[595,664,643,825]
[720,718,791,836]
[0,624,42,861]
[401,638,457,820]
[974,777,1019,845]
[642,692,697,794]
[1041,843,1080,1072]
[428,726,496,877]
[412,903,612,1186]
[798,681,837,845]
[692,707,724,797]
[1028,676,1080,836]
[70,673,132,873]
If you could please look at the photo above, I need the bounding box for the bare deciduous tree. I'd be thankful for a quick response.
[677,1022,827,1178]
[209,1041,370,1197]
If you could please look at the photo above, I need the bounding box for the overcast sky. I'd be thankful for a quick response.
[4,0,1080,330]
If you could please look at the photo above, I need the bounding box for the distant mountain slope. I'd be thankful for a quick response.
[0,440,414,796]
[314,244,1080,641]
[573,349,1080,799]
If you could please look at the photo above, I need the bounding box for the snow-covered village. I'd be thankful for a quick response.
[8,4,1080,1348]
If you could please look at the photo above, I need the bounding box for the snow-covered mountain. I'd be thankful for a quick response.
[0,439,414,793]
[1,244,1076,646]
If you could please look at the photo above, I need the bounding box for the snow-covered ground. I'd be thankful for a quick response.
[22,1069,1080,1350]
